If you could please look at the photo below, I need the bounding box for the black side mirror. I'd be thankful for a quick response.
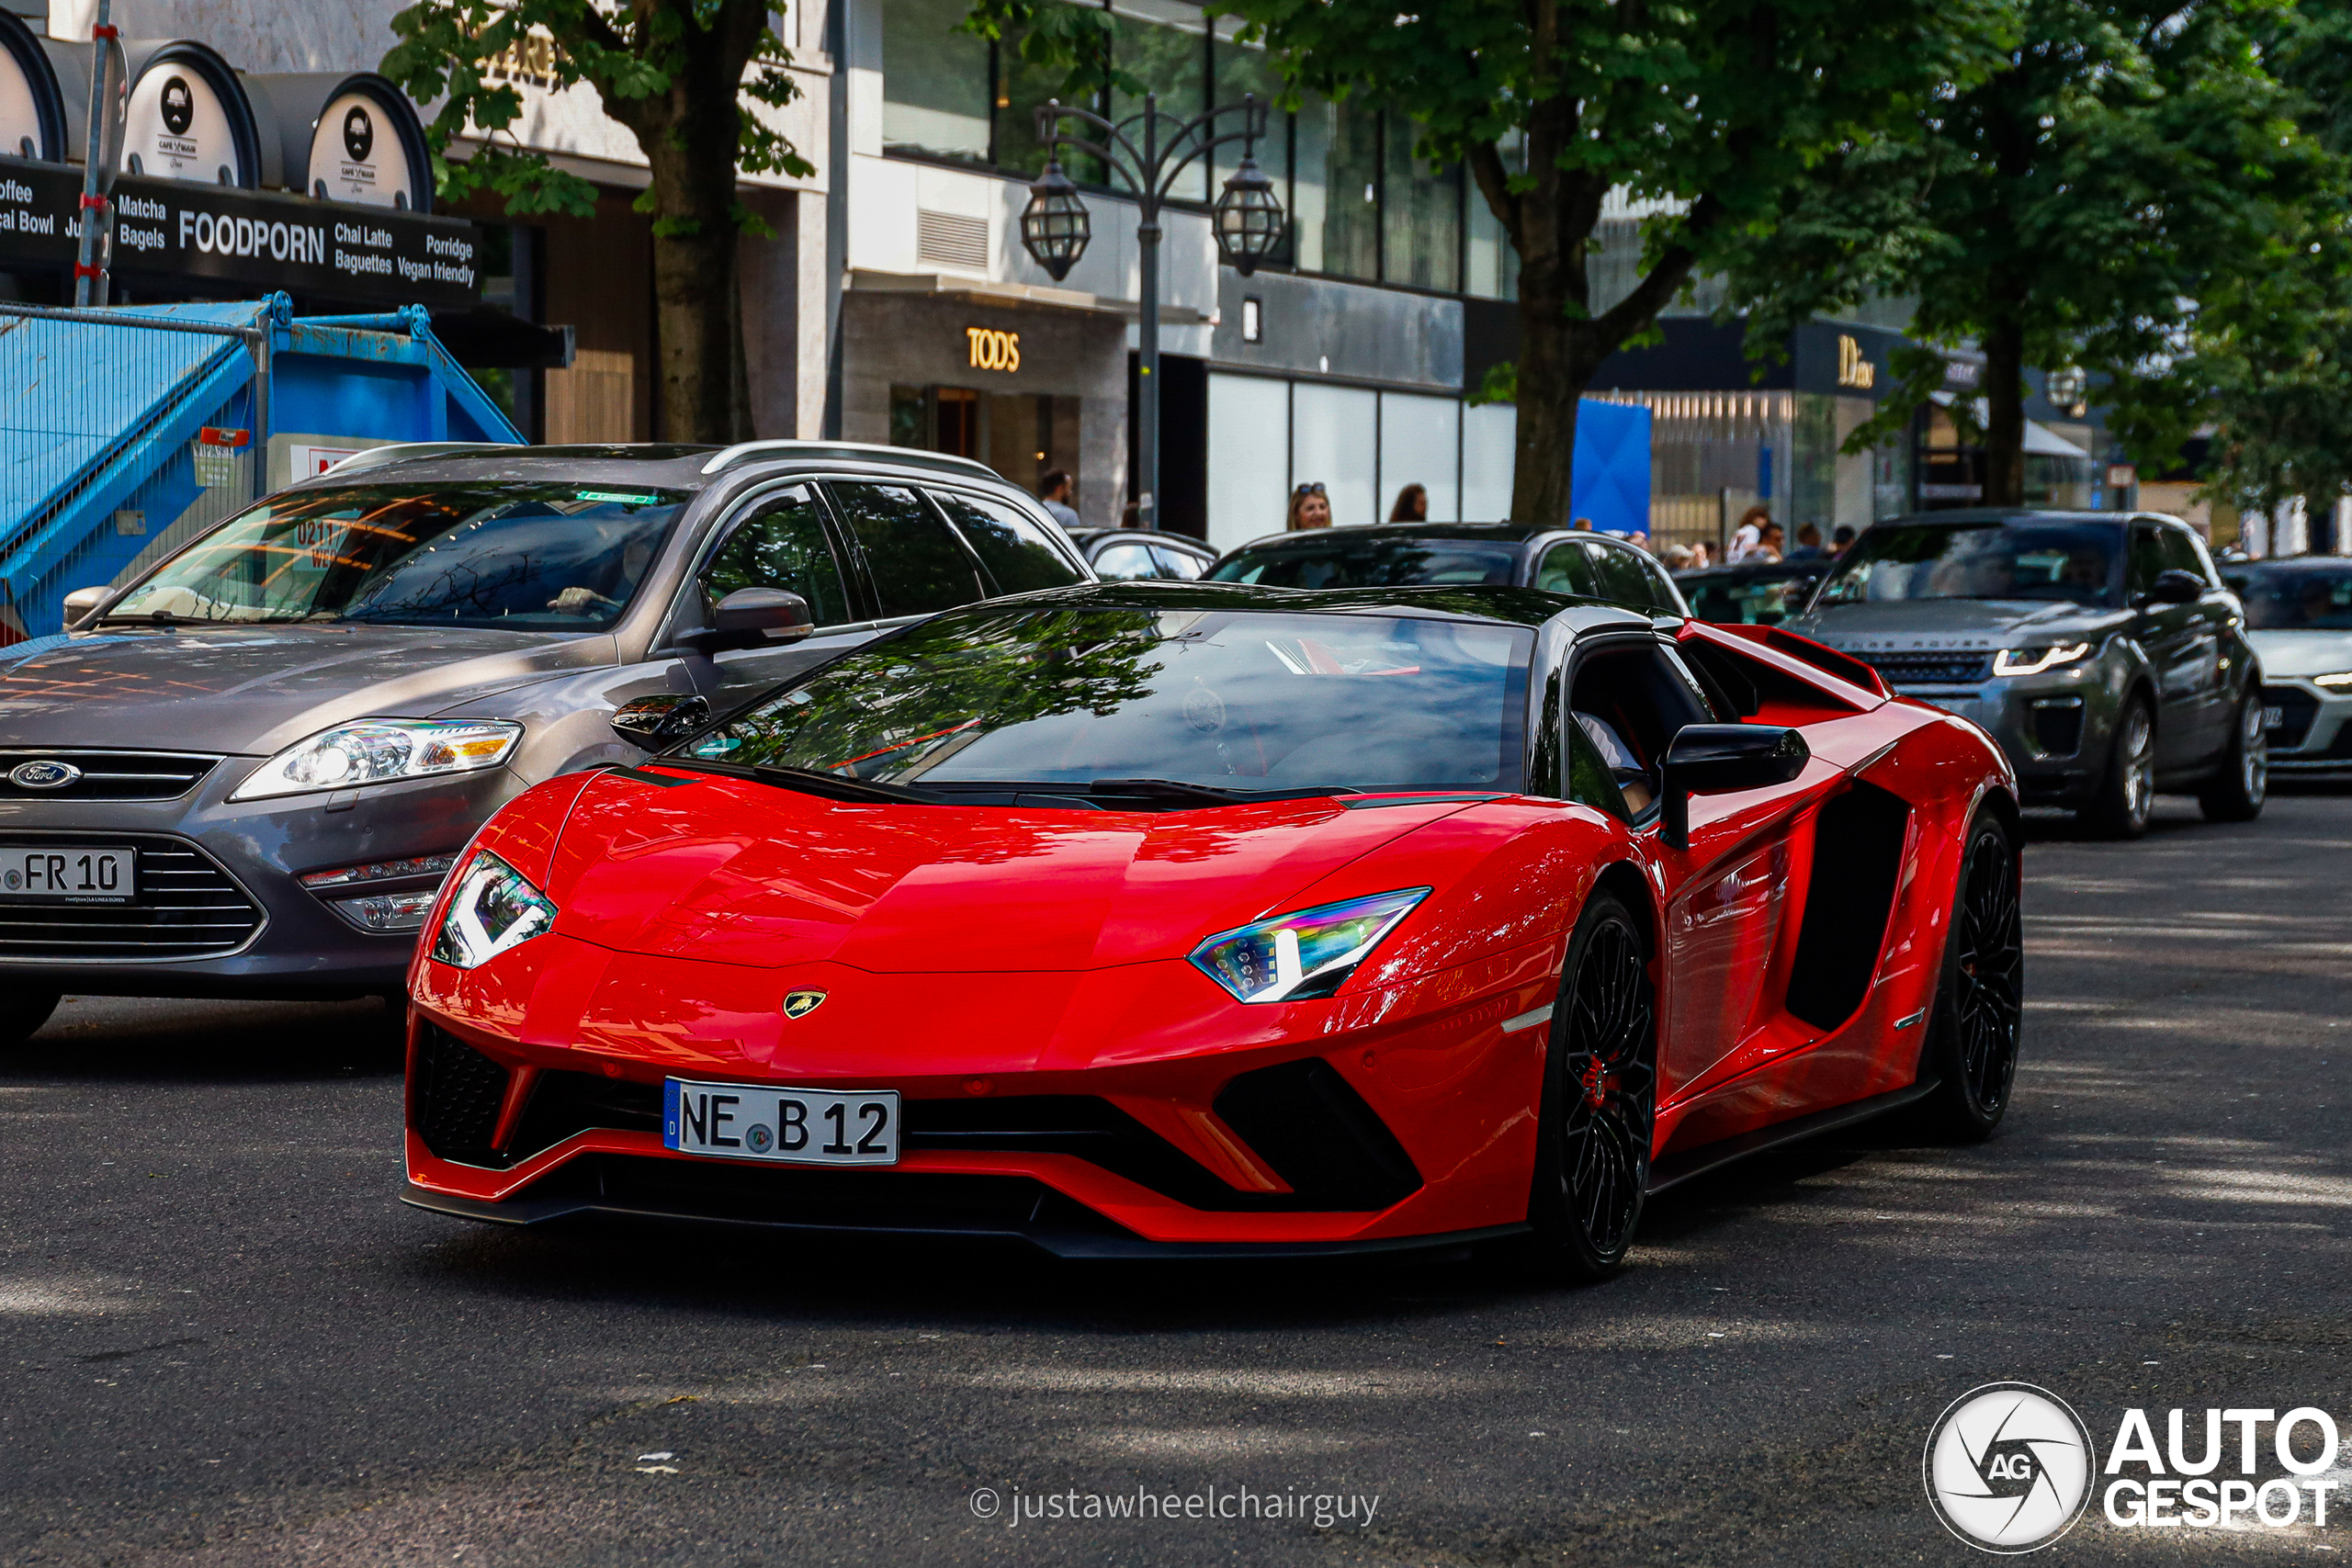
[673,587,815,656]
[1659,723,1810,849]
[2145,569,2205,606]
[611,693,712,750]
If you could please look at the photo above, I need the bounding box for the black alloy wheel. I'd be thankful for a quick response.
[1917,816,2023,1141]
[1519,891,1657,1280]
[2197,691,2268,822]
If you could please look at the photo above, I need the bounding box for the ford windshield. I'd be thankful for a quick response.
[106,482,689,631]
[683,606,1533,797]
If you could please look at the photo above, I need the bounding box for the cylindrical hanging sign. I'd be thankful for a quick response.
[305,79,428,210]
[0,12,64,162]
[120,41,260,186]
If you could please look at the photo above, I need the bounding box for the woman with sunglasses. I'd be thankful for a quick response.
[1287,481,1331,530]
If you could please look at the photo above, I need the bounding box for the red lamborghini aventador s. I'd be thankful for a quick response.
[403,581,2021,1276]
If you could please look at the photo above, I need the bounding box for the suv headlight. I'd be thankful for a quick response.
[1188,887,1430,1003]
[429,851,557,969]
[229,719,522,802]
[1992,642,2092,677]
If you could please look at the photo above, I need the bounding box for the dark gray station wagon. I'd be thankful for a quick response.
[0,441,1090,1040]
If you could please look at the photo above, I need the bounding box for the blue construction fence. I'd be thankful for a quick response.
[0,294,521,642]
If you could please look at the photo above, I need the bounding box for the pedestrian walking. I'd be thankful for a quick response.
[1831,525,1858,554]
[1663,544,1694,570]
[1289,482,1332,530]
[1388,483,1429,523]
[1687,541,1712,570]
[1037,469,1081,530]
[1786,523,1826,561]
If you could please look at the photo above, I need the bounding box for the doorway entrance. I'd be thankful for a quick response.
[890,385,1080,503]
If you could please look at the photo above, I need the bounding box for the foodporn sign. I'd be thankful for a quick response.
[0,155,481,309]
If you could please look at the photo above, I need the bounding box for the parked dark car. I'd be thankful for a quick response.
[1786,510,2264,836]
[1066,526,1217,581]
[1674,558,1832,626]
[1206,523,1690,617]
[0,440,1091,1041]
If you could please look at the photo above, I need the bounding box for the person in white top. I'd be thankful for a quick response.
[1727,504,1772,562]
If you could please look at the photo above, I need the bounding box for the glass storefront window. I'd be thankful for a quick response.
[1384,126,1460,292]
[1465,131,1521,300]
[1212,19,1289,260]
[882,0,992,163]
[994,5,1106,184]
[1111,1,1208,201]
[1295,96,1378,279]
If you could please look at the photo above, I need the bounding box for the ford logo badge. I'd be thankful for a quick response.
[8,760,81,790]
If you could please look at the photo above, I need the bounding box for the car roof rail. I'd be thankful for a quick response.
[318,441,514,478]
[700,439,1002,482]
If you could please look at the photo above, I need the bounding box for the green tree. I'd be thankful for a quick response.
[2188,0,2352,546]
[964,0,2010,525]
[1728,0,2328,510]
[381,0,814,442]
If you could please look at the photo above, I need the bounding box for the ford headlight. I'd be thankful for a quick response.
[1189,887,1430,1003]
[429,851,557,969]
[2312,671,2352,690]
[229,719,522,801]
[1992,642,2092,677]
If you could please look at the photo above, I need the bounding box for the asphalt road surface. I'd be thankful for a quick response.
[5,794,2349,1567]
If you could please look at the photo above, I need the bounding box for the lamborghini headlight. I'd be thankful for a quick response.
[1188,887,1430,1004]
[229,719,522,801]
[429,851,557,969]
[1992,642,2092,677]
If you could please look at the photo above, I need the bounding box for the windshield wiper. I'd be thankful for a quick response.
[654,756,939,806]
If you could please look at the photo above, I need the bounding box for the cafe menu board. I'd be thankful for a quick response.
[0,157,480,309]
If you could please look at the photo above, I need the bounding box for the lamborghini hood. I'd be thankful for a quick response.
[536,769,1480,972]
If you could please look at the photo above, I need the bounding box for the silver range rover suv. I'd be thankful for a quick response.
[1788,510,2265,838]
[0,441,1091,1042]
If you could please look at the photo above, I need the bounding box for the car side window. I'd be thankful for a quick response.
[1586,541,1658,611]
[1092,541,1159,581]
[697,487,853,626]
[1149,543,1206,580]
[1566,641,1714,820]
[2128,525,2165,599]
[827,482,987,617]
[930,491,1084,595]
[1565,713,1632,820]
[2158,526,2209,586]
[1533,543,1597,596]
[1637,556,1685,615]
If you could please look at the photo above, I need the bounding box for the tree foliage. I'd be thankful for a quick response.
[967,0,2012,525]
[1724,0,2331,509]
[382,0,815,440]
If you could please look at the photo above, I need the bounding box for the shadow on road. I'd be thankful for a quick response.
[6,994,405,1083]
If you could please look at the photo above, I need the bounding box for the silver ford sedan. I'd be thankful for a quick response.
[0,441,1090,1042]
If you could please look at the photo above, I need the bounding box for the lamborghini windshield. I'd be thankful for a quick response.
[687,607,1532,795]
[107,483,688,631]
[1814,523,2120,609]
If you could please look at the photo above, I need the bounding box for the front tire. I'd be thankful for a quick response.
[2197,691,2267,822]
[1916,815,2023,1142]
[0,987,61,1049]
[2079,694,2154,839]
[1517,891,1657,1282]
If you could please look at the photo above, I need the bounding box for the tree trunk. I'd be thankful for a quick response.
[1980,317,2027,508]
[1510,264,1586,525]
[650,221,751,443]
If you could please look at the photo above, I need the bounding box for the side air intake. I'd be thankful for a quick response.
[1213,1058,1422,1211]
[1783,782,1911,1032]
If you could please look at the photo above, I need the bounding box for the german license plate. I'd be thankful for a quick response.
[2264,705,2285,730]
[0,845,131,902]
[663,1077,899,1166]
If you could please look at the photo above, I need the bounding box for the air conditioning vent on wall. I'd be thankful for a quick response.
[917,209,990,273]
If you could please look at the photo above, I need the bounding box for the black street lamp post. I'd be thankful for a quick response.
[1021,93,1284,531]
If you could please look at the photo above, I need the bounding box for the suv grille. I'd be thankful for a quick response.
[0,832,264,959]
[1855,651,1993,687]
[0,749,221,801]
